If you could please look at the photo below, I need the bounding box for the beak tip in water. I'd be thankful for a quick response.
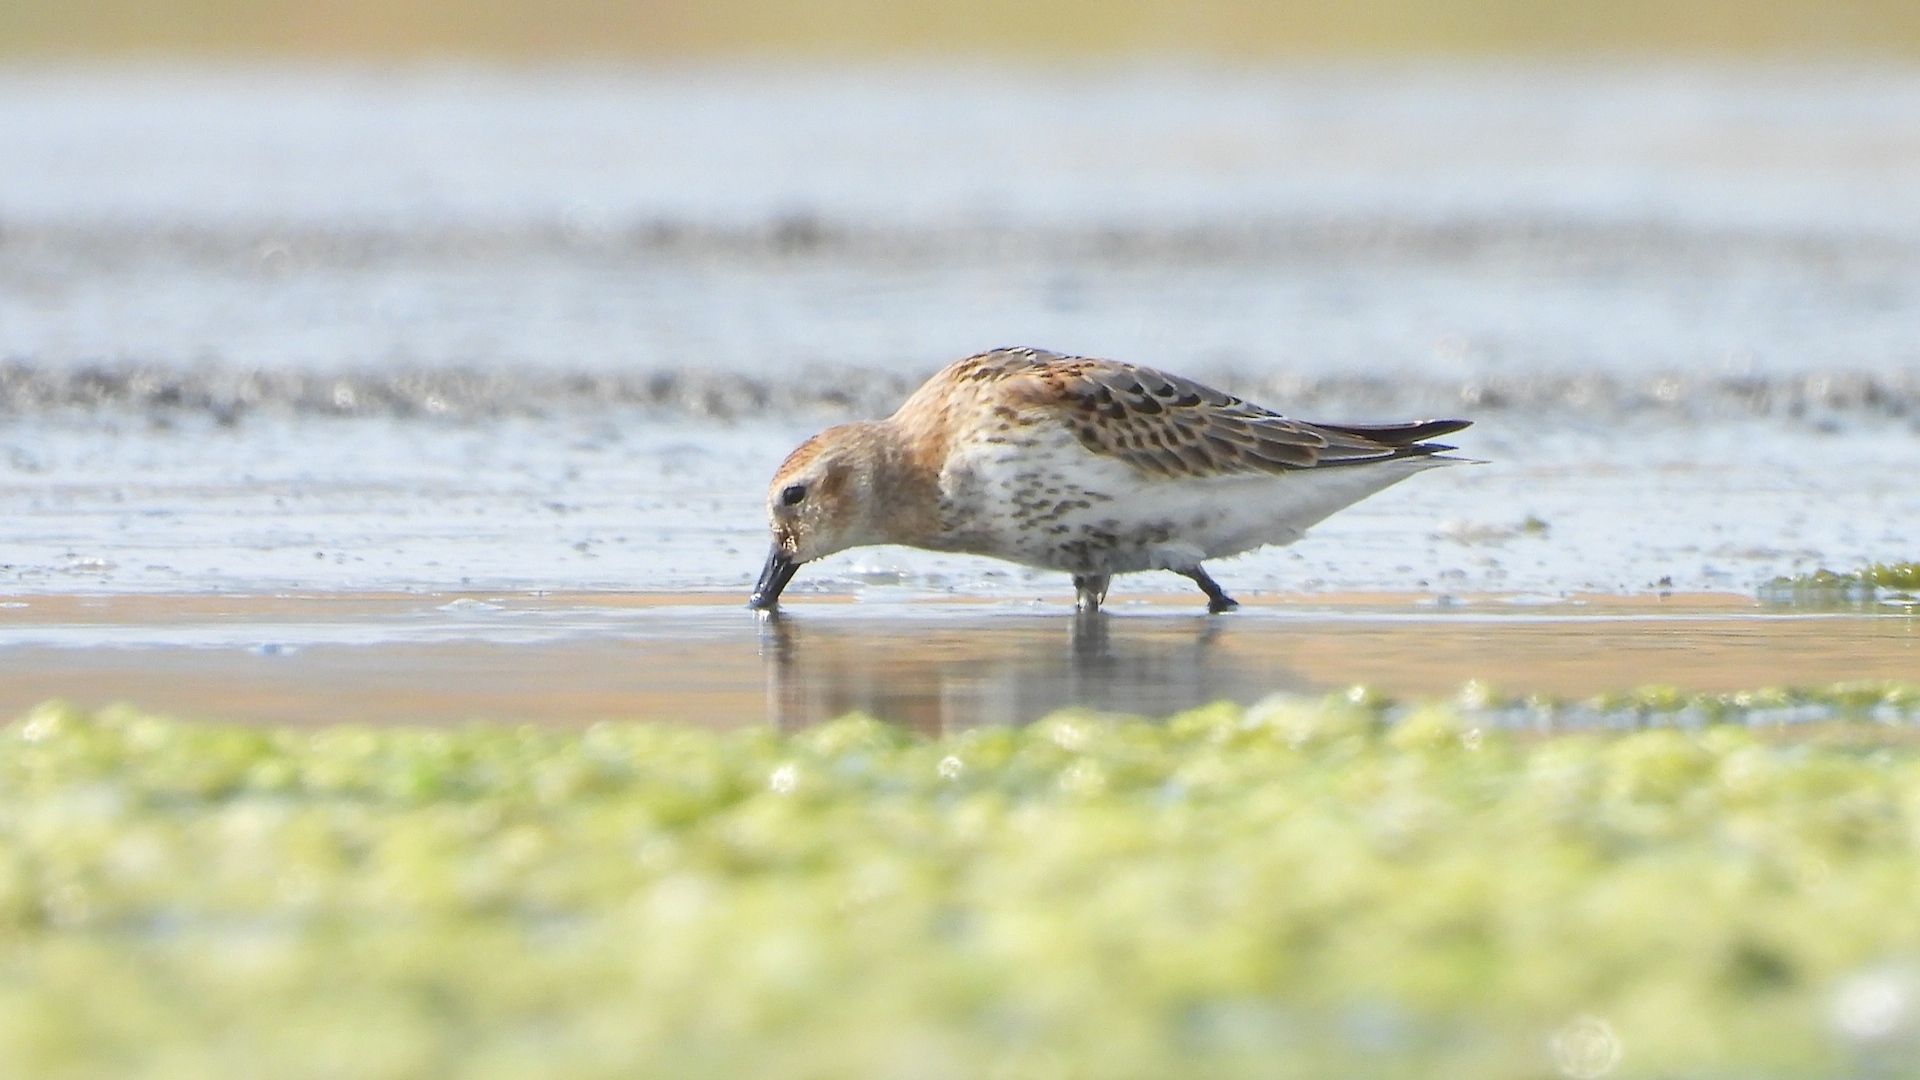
[750,547,800,611]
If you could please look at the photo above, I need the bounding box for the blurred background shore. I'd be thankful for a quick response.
[2,0,1916,58]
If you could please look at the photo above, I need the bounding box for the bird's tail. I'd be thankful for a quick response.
[1313,418,1472,447]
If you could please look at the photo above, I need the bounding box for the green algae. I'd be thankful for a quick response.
[4,690,1920,1079]
[1762,563,1920,609]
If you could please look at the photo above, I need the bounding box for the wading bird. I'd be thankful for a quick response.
[750,347,1470,613]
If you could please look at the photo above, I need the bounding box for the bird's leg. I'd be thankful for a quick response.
[1072,573,1111,613]
[1175,566,1240,614]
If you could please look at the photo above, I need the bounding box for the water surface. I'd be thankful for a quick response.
[1,594,1912,730]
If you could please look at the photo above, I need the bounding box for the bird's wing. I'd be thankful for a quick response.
[968,348,1469,480]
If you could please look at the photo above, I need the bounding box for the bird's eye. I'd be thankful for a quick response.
[780,483,808,506]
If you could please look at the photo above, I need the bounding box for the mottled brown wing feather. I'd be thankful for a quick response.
[960,347,1470,480]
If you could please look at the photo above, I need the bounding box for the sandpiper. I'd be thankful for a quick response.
[750,347,1470,613]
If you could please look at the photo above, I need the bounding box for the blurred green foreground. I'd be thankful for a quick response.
[4,688,1920,1079]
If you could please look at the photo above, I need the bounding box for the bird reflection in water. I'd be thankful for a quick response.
[757,609,1311,735]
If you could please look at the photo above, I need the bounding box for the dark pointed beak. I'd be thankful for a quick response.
[749,545,800,610]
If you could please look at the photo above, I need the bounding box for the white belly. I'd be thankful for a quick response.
[933,429,1450,575]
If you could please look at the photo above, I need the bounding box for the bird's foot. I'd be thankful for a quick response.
[1177,566,1240,614]
[1072,573,1112,613]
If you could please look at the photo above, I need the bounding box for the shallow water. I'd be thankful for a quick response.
[3,64,1920,718]
[0,594,1912,730]
[2,411,1916,598]
[6,66,1920,383]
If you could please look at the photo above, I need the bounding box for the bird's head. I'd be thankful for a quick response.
[748,424,888,610]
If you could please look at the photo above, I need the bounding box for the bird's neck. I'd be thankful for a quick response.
[855,419,945,548]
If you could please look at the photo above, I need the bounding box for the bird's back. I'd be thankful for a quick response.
[893,347,1470,574]
[895,346,1467,477]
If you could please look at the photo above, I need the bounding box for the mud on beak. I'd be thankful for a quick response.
[748,545,800,610]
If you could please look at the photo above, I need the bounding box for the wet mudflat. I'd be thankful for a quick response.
[0,592,1912,730]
